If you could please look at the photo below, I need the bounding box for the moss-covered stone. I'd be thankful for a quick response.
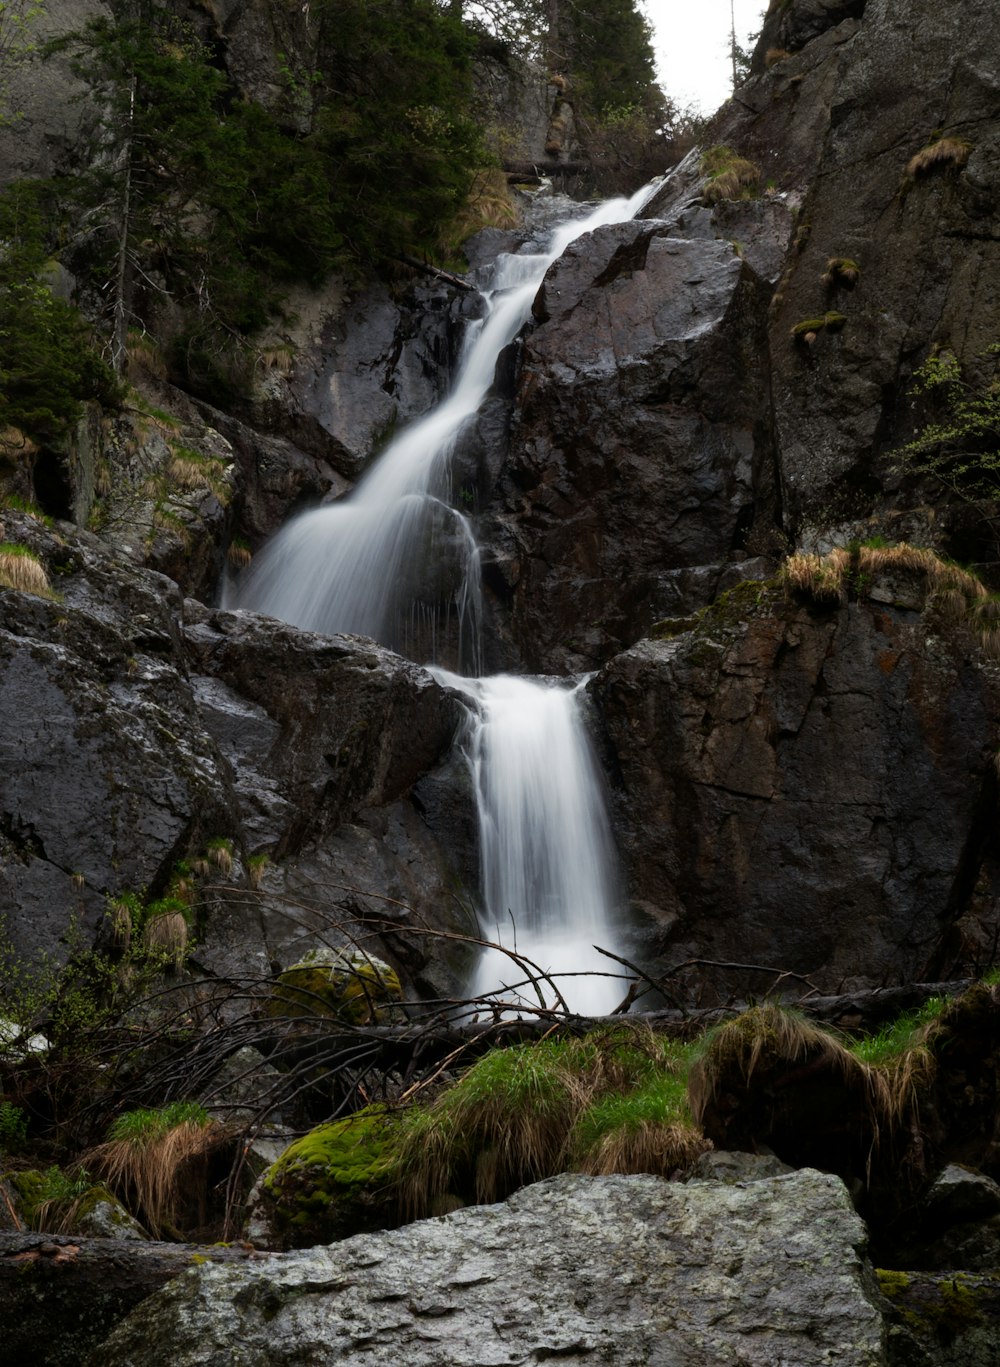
[266,946,403,1025]
[258,1104,408,1248]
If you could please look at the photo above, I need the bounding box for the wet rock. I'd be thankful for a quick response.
[486,218,774,671]
[594,577,1000,1001]
[0,513,469,988]
[714,0,1000,548]
[0,517,238,965]
[93,1169,886,1366]
[924,1165,1000,1228]
[690,1149,794,1184]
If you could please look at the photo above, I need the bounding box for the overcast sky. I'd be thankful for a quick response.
[643,0,767,114]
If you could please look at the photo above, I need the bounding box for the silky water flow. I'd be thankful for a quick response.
[228,181,659,1012]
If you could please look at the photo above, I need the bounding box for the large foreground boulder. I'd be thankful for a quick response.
[93,1169,885,1366]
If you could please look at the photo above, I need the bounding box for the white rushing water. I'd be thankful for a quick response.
[226,181,656,659]
[435,671,625,1015]
[230,181,661,1012]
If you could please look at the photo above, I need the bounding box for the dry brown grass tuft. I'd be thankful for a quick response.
[126,332,169,381]
[906,137,972,179]
[765,47,791,67]
[689,1002,936,1168]
[440,168,521,259]
[821,257,860,290]
[87,1116,225,1237]
[0,544,54,598]
[256,345,295,375]
[688,1004,855,1126]
[397,1024,697,1217]
[576,1119,709,1177]
[704,161,760,204]
[782,548,849,605]
[227,539,252,571]
[168,455,213,493]
[143,911,189,967]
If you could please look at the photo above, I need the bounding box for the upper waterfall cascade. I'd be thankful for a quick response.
[229,181,661,1011]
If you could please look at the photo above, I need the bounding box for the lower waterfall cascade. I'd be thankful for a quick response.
[228,180,663,1011]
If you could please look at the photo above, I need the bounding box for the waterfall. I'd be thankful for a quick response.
[434,671,625,1015]
[226,181,656,659]
[230,180,661,1013]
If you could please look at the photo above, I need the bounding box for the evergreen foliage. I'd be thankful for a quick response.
[45,0,486,392]
[0,181,120,445]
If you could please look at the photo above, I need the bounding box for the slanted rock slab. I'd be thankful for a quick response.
[93,1169,885,1366]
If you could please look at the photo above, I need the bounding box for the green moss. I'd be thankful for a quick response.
[877,1268,911,1299]
[648,616,699,640]
[791,312,847,339]
[880,1269,989,1339]
[267,947,402,1025]
[262,1104,408,1245]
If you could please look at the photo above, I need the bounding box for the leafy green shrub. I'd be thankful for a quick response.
[894,343,1000,500]
[0,1099,27,1152]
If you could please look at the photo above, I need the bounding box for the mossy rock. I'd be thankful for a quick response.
[266,947,403,1025]
[258,1104,408,1248]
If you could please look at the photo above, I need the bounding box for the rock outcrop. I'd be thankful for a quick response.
[594,566,1000,1001]
[0,511,464,990]
[92,1170,887,1367]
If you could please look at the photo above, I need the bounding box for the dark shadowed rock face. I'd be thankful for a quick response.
[594,577,1000,1003]
[485,213,780,672]
[0,513,466,990]
[91,1170,885,1367]
[714,0,1000,548]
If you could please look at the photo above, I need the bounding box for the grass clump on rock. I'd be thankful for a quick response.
[905,136,972,179]
[0,542,54,598]
[392,1026,706,1216]
[86,1101,224,1237]
[701,145,760,203]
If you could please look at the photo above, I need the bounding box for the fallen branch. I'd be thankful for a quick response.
[396,255,475,292]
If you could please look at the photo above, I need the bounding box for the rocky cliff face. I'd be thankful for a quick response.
[2,0,1000,1065]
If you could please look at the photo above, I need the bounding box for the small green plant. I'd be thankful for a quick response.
[0,493,49,522]
[247,852,269,888]
[0,1099,28,1151]
[893,343,1000,501]
[849,998,949,1067]
[205,837,234,875]
[107,1101,209,1144]
[11,1165,93,1231]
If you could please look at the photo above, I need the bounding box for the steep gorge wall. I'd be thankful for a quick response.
[1,0,1000,1009]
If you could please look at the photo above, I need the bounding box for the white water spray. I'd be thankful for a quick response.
[435,671,625,1015]
[230,180,662,1011]
[226,181,657,661]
